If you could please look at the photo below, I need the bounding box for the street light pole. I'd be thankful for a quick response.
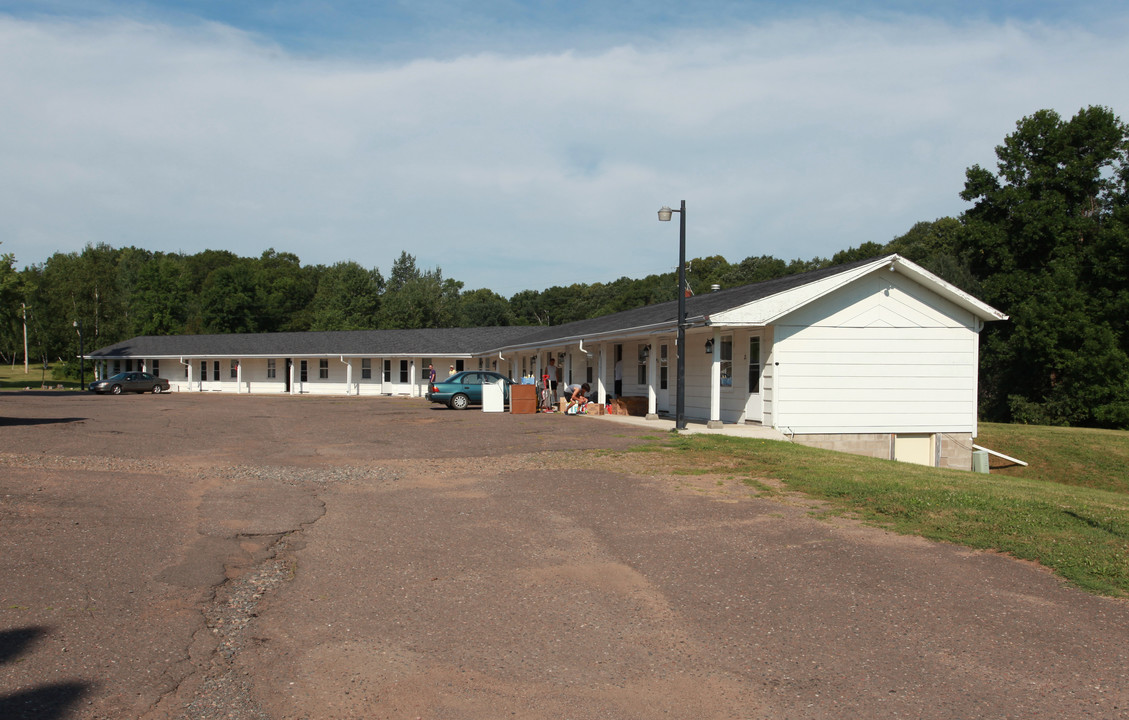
[73,320,84,390]
[658,201,688,430]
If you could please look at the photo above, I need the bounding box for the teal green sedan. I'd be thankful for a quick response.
[426,371,513,410]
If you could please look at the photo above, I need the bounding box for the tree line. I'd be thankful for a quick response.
[2,106,1126,429]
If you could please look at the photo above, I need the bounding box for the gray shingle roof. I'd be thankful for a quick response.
[89,258,877,359]
[89,326,537,359]
[486,256,877,349]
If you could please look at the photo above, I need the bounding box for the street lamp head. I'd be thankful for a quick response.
[657,206,673,222]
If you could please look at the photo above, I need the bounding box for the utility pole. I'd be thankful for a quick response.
[22,303,28,374]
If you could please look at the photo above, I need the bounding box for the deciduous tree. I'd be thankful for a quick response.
[958,106,1129,427]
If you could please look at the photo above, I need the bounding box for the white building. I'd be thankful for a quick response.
[88,255,1007,469]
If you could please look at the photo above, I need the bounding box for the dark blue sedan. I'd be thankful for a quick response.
[426,371,513,410]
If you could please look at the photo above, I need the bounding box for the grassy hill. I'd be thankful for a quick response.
[977,422,1129,495]
[631,424,1129,598]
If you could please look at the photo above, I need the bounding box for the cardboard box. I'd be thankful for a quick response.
[509,384,538,414]
[614,396,649,416]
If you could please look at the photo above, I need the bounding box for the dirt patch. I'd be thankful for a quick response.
[2,393,1128,720]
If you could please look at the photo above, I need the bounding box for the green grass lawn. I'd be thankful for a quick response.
[629,427,1129,598]
[0,361,83,390]
[977,422,1129,494]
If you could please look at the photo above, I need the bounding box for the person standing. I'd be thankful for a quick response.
[428,364,436,384]
[547,357,559,401]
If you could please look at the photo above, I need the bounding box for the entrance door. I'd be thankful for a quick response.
[656,343,670,413]
[744,336,763,423]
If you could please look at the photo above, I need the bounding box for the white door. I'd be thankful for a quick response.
[744,336,763,423]
[656,342,670,412]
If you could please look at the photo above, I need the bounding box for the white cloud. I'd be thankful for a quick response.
[1,12,1127,295]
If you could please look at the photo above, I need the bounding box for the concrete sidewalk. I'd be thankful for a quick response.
[588,410,790,440]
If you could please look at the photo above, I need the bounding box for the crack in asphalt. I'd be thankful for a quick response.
[151,466,338,720]
[172,535,299,720]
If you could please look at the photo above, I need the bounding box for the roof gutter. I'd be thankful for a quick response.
[482,315,708,355]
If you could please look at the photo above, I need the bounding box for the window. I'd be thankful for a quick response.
[200,362,206,382]
[637,345,648,385]
[586,366,593,384]
[113,360,121,375]
[720,335,733,387]
[213,361,220,382]
[748,337,762,393]
[152,359,160,377]
[300,360,308,382]
[399,360,409,383]
[319,359,329,379]
[383,359,391,382]
[267,359,276,379]
[660,344,668,390]
[361,358,371,379]
[125,359,133,371]
[230,360,238,379]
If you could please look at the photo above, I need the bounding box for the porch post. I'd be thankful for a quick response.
[709,327,723,428]
[646,343,658,420]
[597,344,607,405]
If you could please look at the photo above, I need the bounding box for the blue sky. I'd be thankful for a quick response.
[2,1,1128,296]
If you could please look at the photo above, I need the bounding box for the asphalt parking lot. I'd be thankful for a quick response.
[2,392,1127,719]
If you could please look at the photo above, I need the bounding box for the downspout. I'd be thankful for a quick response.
[339,355,354,395]
[179,357,191,393]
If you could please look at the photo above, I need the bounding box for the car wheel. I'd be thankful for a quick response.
[152,384,163,394]
[111,385,122,395]
[451,393,469,410]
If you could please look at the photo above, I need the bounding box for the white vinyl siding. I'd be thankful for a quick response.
[772,272,980,435]
[680,329,752,423]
